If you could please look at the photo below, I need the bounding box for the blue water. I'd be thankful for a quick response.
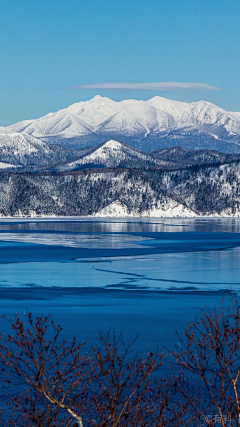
[0,217,239,418]
[0,217,240,292]
[0,217,239,346]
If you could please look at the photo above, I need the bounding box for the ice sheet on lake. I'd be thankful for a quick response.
[0,218,240,293]
[0,232,153,248]
[0,249,240,293]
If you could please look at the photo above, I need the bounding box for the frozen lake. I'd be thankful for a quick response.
[0,217,239,388]
[0,217,240,292]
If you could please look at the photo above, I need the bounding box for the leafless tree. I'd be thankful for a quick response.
[0,312,202,426]
[172,297,240,426]
[1,388,75,427]
[0,313,91,426]
[86,330,162,427]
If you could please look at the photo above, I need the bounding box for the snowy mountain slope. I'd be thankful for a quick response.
[161,160,240,216]
[152,146,240,167]
[0,133,86,168]
[55,139,240,173]
[96,101,174,136]
[2,96,240,152]
[54,139,171,172]
[147,97,240,136]
[1,161,240,217]
[0,168,193,217]
[2,96,118,139]
[0,131,238,173]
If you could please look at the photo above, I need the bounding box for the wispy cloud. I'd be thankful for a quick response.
[70,82,220,91]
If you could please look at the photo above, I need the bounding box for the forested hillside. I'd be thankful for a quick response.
[0,159,240,217]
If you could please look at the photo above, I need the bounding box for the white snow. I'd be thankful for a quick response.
[55,139,168,171]
[0,132,74,167]
[94,200,197,218]
[141,200,197,217]
[2,96,240,144]
[94,201,133,217]
[0,132,51,155]
[0,162,19,169]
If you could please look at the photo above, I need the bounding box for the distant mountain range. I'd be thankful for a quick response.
[53,140,240,172]
[1,96,240,217]
[0,138,239,217]
[0,137,239,172]
[1,95,240,153]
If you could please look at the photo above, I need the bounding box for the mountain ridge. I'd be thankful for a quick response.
[53,139,171,172]
[0,132,90,170]
[0,136,239,172]
[53,139,240,172]
[2,95,240,153]
[0,161,240,217]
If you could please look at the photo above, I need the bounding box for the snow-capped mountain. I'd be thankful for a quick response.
[0,132,239,173]
[54,139,171,172]
[2,96,240,153]
[0,133,88,169]
[54,140,240,172]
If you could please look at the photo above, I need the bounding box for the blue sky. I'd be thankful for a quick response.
[1,0,240,125]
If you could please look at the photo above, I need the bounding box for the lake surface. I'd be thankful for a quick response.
[0,217,239,348]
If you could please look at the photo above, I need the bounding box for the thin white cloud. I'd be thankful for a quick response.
[70,82,220,91]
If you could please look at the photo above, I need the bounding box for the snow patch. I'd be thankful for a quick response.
[94,200,197,218]
[94,201,133,217]
[0,162,20,169]
[141,200,197,217]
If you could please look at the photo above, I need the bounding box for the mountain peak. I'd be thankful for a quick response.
[2,96,240,153]
[91,95,107,102]
[101,139,124,149]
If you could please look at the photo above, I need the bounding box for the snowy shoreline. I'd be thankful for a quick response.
[0,214,240,220]
[0,200,239,219]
